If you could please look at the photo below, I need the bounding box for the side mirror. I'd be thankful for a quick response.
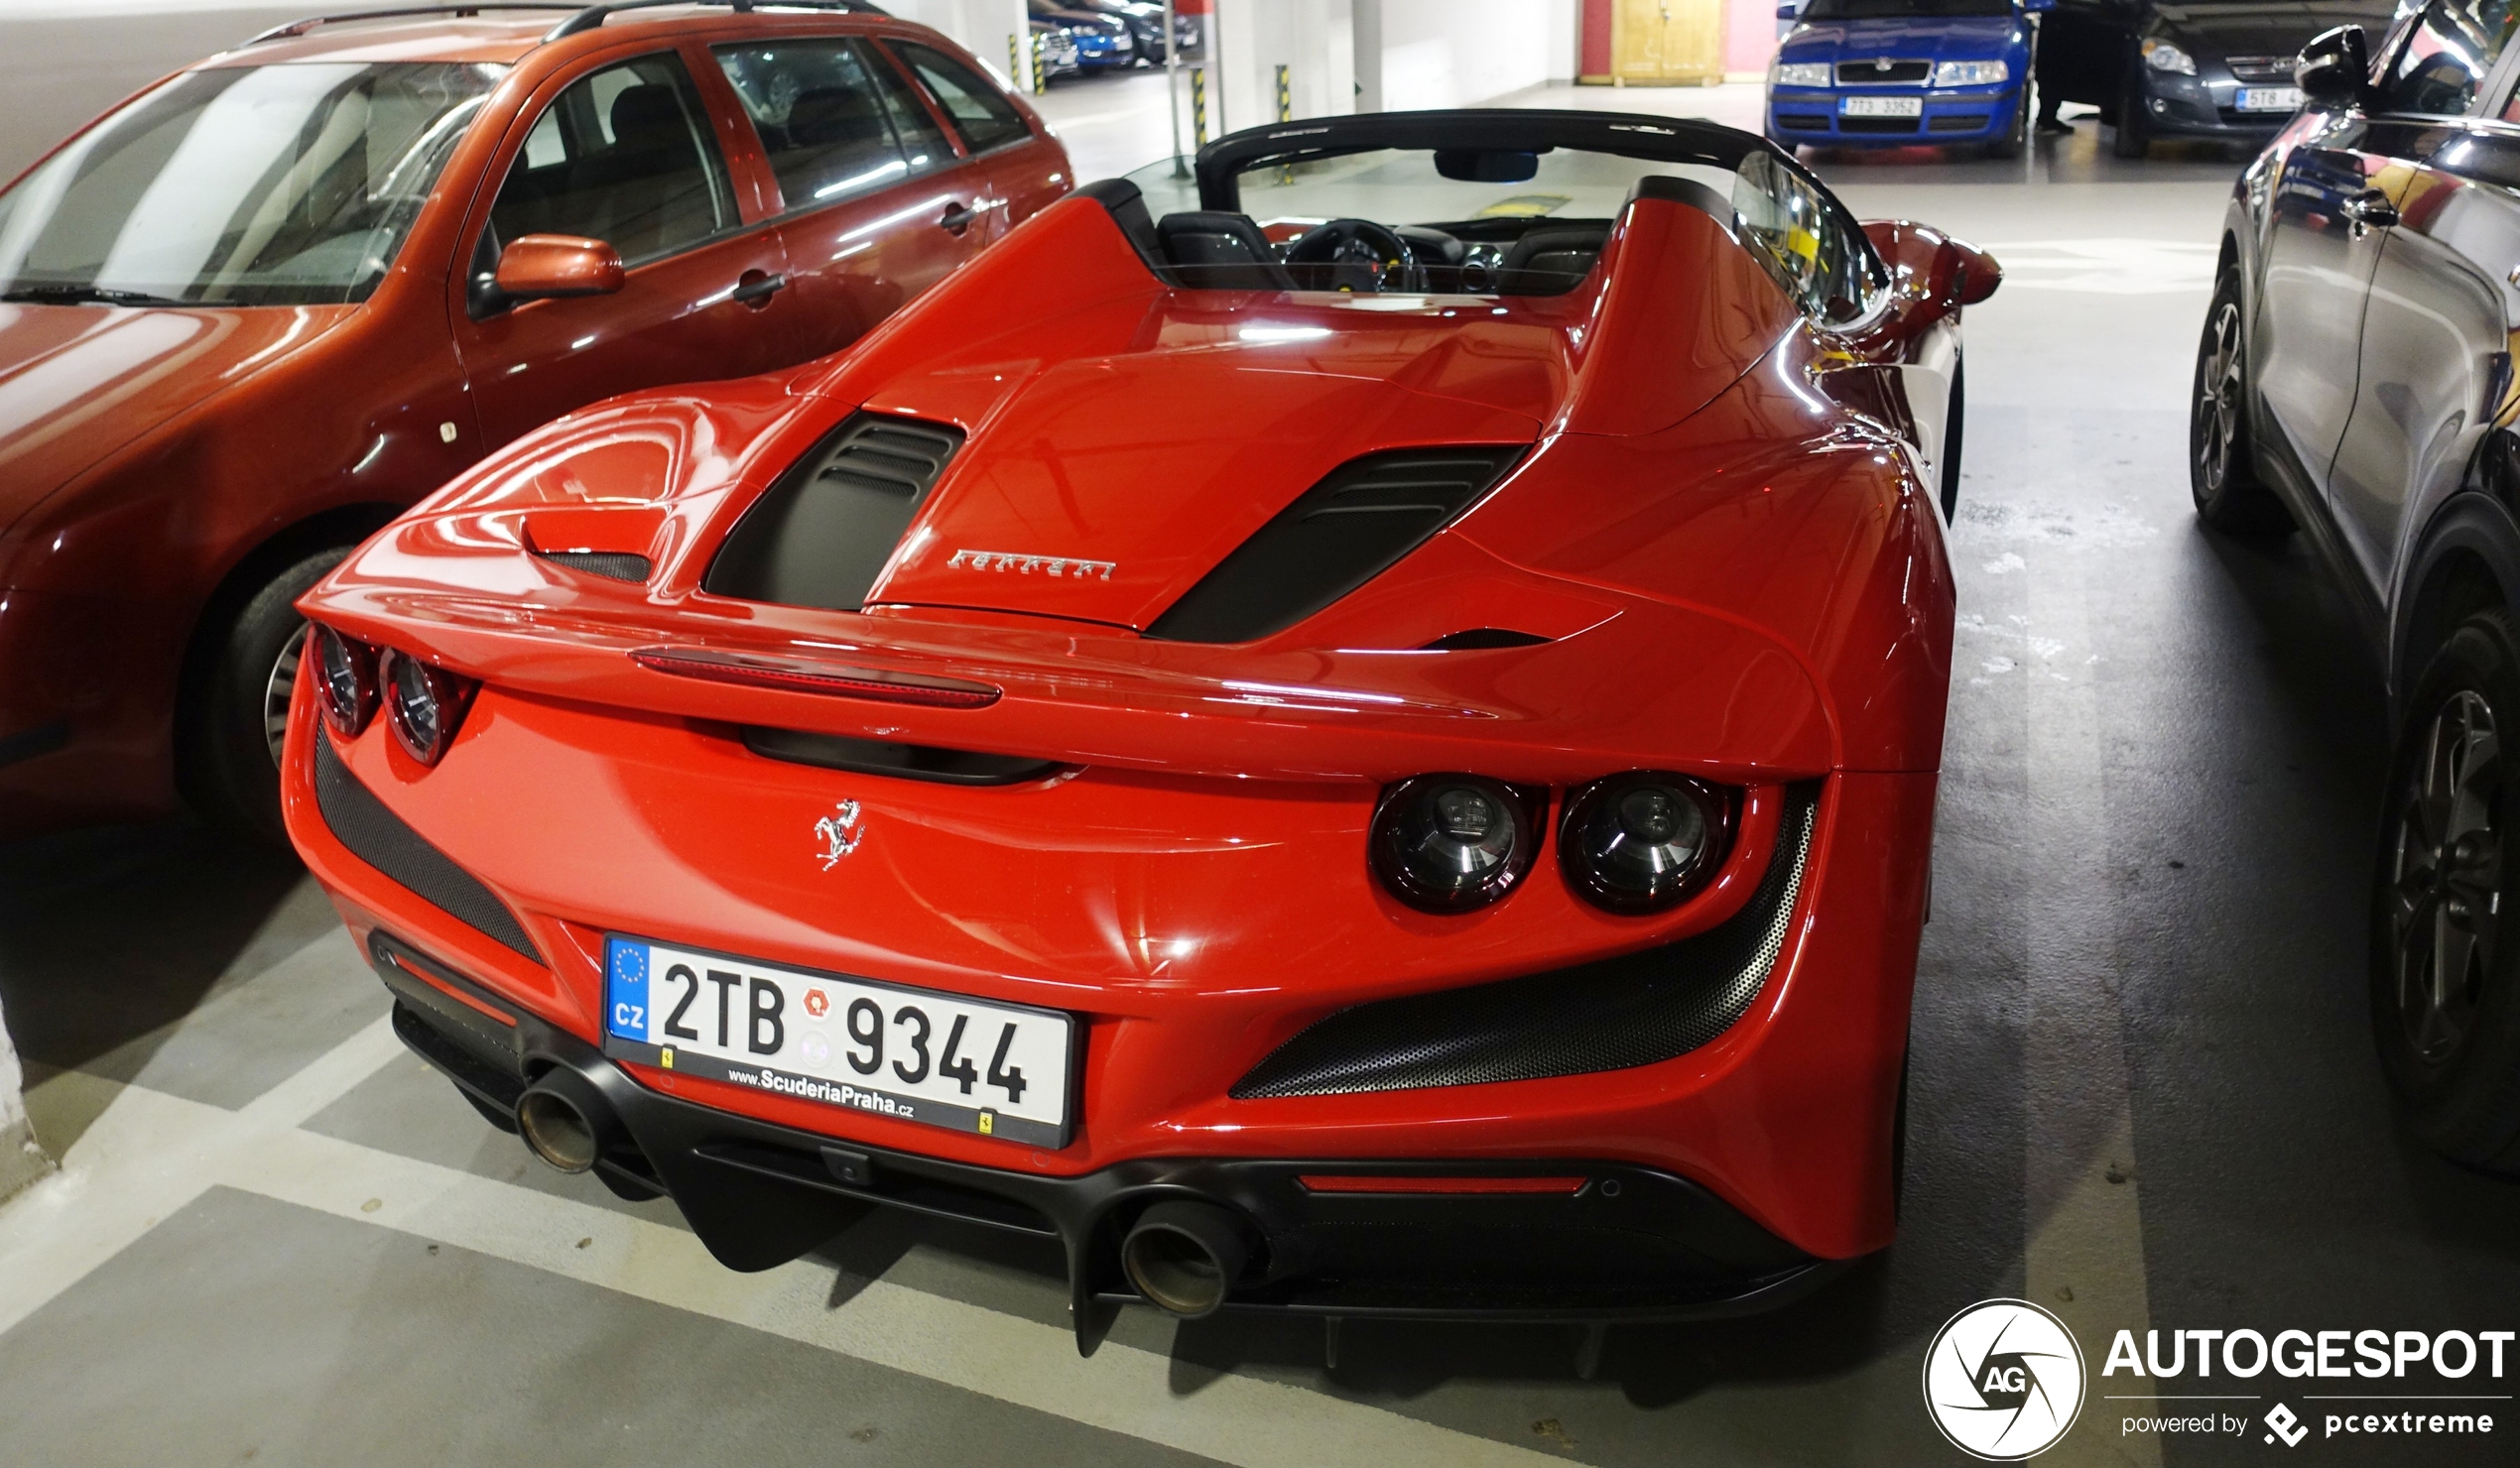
[1949,237,2002,306]
[1775,3,1799,18]
[1861,219,2003,322]
[2295,25,2369,110]
[490,234,626,306]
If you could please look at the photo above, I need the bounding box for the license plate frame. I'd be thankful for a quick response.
[1840,95,1924,118]
[2236,86,2305,113]
[601,933,1078,1148]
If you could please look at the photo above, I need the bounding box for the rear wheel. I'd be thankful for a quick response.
[1939,354,1966,522]
[2190,270,2293,534]
[183,546,350,846]
[2374,609,2520,1170]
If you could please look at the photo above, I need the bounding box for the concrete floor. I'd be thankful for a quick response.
[7,10,2520,1467]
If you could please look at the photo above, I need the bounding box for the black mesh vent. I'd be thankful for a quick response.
[1835,59,1930,84]
[1839,117,1922,135]
[537,550,652,582]
[314,733,542,962]
[741,726,1064,786]
[1231,783,1822,1099]
[1148,446,1525,644]
[1928,115,1989,133]
[703,413,965,612]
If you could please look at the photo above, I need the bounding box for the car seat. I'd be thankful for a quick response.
[1156,211,1295,290]
[578,83,717,261]
[1497,226,1608,295]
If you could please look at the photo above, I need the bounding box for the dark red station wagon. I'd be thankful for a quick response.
[0,0,1070,839]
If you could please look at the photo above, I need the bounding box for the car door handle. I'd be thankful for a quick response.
[939,202,981,234]
[730,271,788,307]
[2343,191,2399,235]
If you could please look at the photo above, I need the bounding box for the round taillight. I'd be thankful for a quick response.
[312,625,377,738]
[1558,772,1733,915]
[378,649,475,766]
[1368,774,1542,913]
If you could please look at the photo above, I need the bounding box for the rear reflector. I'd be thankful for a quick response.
[1295,1174,1587,1195]
[631,648,1000,709]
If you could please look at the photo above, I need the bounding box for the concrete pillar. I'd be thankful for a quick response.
[0,991,49,1203]
[1212,0,1356,134]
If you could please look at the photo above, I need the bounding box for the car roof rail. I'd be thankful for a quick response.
[243,4,578,47]
[545,0,887,41]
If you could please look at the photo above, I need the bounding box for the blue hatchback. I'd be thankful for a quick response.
[1767,0,2050,154]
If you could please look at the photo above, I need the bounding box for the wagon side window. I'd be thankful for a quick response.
[484,52,737,267]
[1729,152,1883,327]
[713,39,941,214]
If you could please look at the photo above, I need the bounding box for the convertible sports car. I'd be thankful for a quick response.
[284,109,1994,1340]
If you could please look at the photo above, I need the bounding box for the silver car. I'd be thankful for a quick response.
[2201,0,2520,1169]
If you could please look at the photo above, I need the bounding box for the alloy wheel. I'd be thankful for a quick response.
[263,620,309,766]
[2195,299,2243,497]
[2388,688,2507,1065]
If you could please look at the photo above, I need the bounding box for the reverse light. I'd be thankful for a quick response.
[1368,774,1543,913]
[1559,772,1735,915]
[1773,61,1831,87]
[377,649,478,765]
[1933,60,2010,86]
[2143,40,2198,75]
[312,624,378,738]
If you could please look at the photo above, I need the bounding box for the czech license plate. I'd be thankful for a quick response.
[601,934,1075,1147]
[2237,86,2304,112]
[1841,95,1923,118]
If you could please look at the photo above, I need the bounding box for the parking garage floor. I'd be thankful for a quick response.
[7,13,2520,1468]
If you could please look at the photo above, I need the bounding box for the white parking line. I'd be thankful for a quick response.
[0,1022,1565,1468]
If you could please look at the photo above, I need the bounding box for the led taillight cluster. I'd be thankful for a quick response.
[309,624,477,766]
[1368,771,1738,917]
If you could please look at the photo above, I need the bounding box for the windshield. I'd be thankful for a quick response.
[0,61,502,307]
[1123,143,1877,311]
[1800,0,2015,18]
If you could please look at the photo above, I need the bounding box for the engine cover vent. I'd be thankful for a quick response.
[536,550,652,582]
[704,413,965,611]
[1147,445,1526,644]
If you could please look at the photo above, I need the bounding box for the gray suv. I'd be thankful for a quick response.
[2199,0,2520,1167]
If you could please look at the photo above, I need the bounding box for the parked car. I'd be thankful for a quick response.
[286,108,1996,1335]
[1769,0,2049,156]
[2193,5,2520,1166]
[1030,17,1083,80]
[2036,0,2394,158]
[1077,0,1200,61]
[0,0,1069,842]
[1028,0,1135,70]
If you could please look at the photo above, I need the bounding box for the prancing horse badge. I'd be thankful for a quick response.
[815,800,862,870]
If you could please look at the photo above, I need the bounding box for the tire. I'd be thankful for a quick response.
[2189,269,2294,534]
[1984,91,2026,160]
[1939,353,1966,523]
[2373,607,2520,1171]
[2111,85,2150,158]
[182,546,350,846]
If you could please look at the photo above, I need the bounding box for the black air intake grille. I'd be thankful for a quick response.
[703,413,965,612]
[537,550,652,582]
[1231,783,1821,1098]
[314,733,542,962]
[1928,114,1988,133]
[1148,446,1525,643]
[1836,59,1930,84]
[1839,117,1920,134]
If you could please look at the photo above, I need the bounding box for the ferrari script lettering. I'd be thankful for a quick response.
[945,548,1116,580]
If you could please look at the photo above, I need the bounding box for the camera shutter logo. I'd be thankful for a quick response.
[1922,1299,2087,1459]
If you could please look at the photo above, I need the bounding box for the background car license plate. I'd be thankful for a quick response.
[1841,95,1923,118]
[601,935,1074,1147]
[2237,86,2304,112]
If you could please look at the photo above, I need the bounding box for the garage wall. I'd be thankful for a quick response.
[0,993,48,1203]
[885,0,1033,87]
[1365,0,1579,112]
[1211,0,1356,135]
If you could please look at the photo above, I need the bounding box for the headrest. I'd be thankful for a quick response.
[788,85,887,147]
[609,85,687,151]
[1156,211,1294,289]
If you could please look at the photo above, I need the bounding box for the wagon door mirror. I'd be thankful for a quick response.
[494,234,627,303]
[2296,25,2371,110]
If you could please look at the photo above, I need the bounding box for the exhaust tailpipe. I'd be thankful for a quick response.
[1120,1200,1256,1318]
[515,1066,623,1174]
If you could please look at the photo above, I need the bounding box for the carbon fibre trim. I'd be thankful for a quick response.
[1231,782,1822,1098]
[313,733,542,962]
[537,550,652,582]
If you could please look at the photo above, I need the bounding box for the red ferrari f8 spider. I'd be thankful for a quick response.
[284,109,1995,1343]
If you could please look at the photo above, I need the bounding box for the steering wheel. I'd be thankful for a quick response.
[1284,218,1418,293]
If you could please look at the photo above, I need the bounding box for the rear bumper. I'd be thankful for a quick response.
[1768,85,2020,146]
[377,928,1839,1332]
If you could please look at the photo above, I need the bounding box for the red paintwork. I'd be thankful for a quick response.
[0,9,1069,835]
[285,184,1979,1261]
